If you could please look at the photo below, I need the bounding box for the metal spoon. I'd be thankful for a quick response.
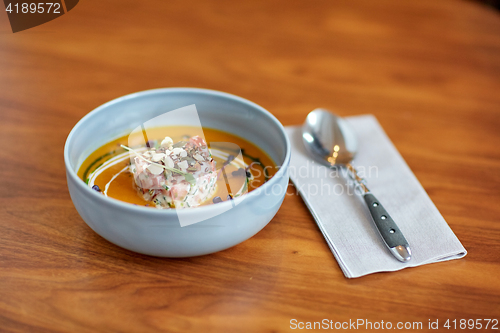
[302,108,411,262]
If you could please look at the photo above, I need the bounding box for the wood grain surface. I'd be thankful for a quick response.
[1,0,499,332]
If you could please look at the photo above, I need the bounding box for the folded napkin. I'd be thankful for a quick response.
[285,115,466,278]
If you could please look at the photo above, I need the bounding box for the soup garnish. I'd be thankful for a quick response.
[123,135,217,208]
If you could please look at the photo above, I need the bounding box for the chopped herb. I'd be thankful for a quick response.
[173,141,187,148]
[184,173,196,185]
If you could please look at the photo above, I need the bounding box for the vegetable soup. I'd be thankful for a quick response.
[78,126,276,209]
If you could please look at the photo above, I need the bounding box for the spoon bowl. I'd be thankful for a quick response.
[302,109,358,167]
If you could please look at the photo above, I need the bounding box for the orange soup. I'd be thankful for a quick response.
[78,126,276,208]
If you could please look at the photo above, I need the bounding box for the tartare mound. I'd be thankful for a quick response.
[131,136,217,208]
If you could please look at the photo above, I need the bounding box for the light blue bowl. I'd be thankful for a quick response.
[64,88,290,257]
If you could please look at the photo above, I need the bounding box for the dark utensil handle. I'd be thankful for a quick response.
[363,193,411,262]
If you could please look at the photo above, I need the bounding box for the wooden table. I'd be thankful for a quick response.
[1,0,499,331]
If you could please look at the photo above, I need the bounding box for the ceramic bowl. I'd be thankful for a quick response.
[64,88,290,257]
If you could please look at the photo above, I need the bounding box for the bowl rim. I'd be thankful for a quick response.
[64,87,291,217]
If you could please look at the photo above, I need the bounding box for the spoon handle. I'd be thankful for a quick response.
[363,193,412,262]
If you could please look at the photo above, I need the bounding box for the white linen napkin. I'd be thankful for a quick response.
[285,115,466,278]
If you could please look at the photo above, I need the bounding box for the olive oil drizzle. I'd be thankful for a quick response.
[83,149,120,183]
[209,144,270,182]
[241,149,270,182]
